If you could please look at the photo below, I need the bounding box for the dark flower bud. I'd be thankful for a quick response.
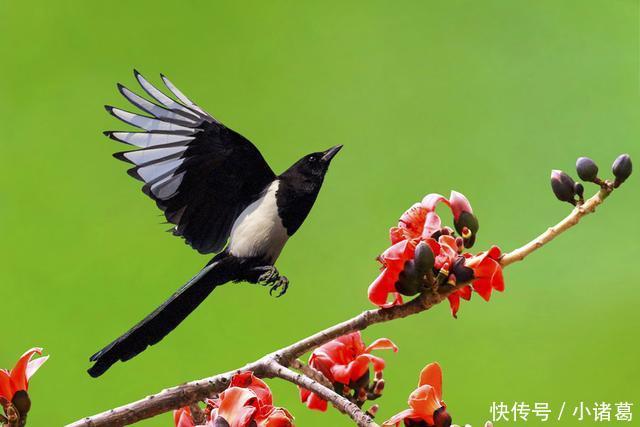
[550,170,577,204]
[574,182,584,201]
[612,154,632,187]
[414,241,435,275]
[433,407,452,427]
[451,257,474,283]
[576,157,599,182]
[395,260,422,296]
[11,390,31,419]
[454,211,479,248]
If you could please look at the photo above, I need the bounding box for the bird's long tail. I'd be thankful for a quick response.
[88,254,232,377]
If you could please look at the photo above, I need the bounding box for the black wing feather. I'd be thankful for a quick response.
[105,71,276,254]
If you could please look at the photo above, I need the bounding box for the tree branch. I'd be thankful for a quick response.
[68,185,617,427]
[500,185,612,267]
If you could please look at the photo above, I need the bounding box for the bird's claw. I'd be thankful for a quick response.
[258,267,280,285]
[269,276,289,297]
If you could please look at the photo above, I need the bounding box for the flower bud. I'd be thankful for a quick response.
[368,404,380,417]
[574,182,584,201]
[550,170,576,204]
[433,407,452,427]
[414,241,435,275]
[11,391,31,419]
[395,260,422,296]
[451,257,474,283]
[612,153,632,187]
[454,211,479,248]
[576,157,599,182]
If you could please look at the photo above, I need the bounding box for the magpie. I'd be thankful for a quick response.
[88,70,342,377]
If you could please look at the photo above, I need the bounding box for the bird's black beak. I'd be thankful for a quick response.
[321,145,343,162]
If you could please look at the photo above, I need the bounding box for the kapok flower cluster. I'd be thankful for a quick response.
[300,331,397,411]
[368,191,504,317]
[174,372,294,427]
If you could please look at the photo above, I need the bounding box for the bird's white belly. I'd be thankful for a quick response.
[228,180,289,262]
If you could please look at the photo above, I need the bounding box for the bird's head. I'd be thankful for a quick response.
[287,145,343,181]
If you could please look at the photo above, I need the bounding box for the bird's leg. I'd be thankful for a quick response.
[237,265,289,297]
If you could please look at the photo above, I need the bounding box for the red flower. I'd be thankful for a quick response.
[0,348,48,408]
[173,372,294,427]
[174,407,197,427]
[300,331,397,411]
[383,363,451,427]
[369,191,505,317]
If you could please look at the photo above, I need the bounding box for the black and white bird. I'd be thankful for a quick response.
[88,70,342,377]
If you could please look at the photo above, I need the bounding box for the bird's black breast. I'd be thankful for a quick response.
[275,177,323,236]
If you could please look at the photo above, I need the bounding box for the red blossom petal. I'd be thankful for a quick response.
[364,338,398,353]
[26,354,49,382]
[389,227,405,245]
[173,407,195,427]
[368,268,403,308]
[434,236,459,269]
[256,407,294,427]
[216,387,259,427]
[421,193,449,211]
[335,332,366,356]
[10,348,44,392]
[421,212,442,239]
[459,285,472,301]
[473,277,493,301]
[408,384,441,424]
[300,389,328,412]
[307,353,335,381]
[418,363,443,398]
[397,203,428,239]
[0,370,13,403]
[449,191,473,220]
[330,354,368,384]
[492,267,505,292]
[486,245,502,259]
[230,372,273,407]
[447,293,461,318]
[380,239,415,266]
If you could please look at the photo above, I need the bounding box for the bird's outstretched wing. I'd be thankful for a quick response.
[105,71,276,254]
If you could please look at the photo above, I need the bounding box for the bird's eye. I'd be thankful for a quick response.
[308,156,317,163]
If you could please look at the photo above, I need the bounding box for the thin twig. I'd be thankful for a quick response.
[68,186,616,427]
[500,185,612,267]
[289,359,334,389]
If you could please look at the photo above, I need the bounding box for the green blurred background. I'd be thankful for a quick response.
[0,1,637,426]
